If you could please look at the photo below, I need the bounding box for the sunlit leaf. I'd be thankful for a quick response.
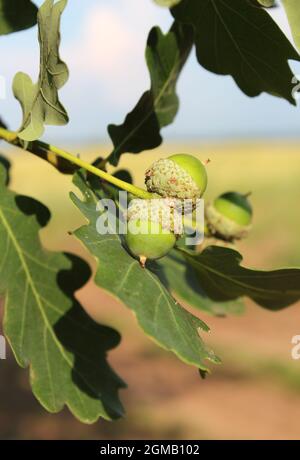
[13,0,69,141]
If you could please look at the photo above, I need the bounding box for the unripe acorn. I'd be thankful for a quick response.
[205,191,253,241]
[125,199,182,266]
[145,154,207,202]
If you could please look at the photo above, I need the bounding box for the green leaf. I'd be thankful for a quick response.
[13,0,69,141]
[0,160,125,423]
[154,0,182,7]
[172,0,299,104]
[71,171,220,372]
[282,0,300,52]
[0,0,38,35]
[108,22,193,166]
[155,250,244,316]
[181,245,300,310]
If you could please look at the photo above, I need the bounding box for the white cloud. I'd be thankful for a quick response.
[70,7,135,75]
[64,0,171,108]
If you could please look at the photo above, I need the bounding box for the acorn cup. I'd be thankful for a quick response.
[125,198,183,267]
[205,191,253,241]
[126,154,209,266]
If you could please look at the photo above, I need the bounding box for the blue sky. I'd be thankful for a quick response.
[0,0,300,143]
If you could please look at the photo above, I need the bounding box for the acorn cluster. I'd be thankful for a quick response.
[124,153,253,266]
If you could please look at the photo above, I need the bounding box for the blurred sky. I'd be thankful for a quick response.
[0,0,300,143]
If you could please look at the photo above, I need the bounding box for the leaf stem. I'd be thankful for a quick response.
[0,127,152,199]
[0,127,18,143]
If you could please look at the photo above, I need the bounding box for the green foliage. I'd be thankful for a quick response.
[156,251,245,316]
[0,0,37,35]
[108,22,193,165]
[182,246,300,310]
[71,171,220,372]
[172,0,299,104]
[0,160,125,423]
[282,0,300,52]
[13,0,69,141]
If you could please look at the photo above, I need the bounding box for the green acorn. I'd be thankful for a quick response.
[205,191,253,241]
[145,154,207,202]
[125,199,182,266]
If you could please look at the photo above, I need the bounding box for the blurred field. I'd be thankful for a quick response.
[1,140,300,439]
